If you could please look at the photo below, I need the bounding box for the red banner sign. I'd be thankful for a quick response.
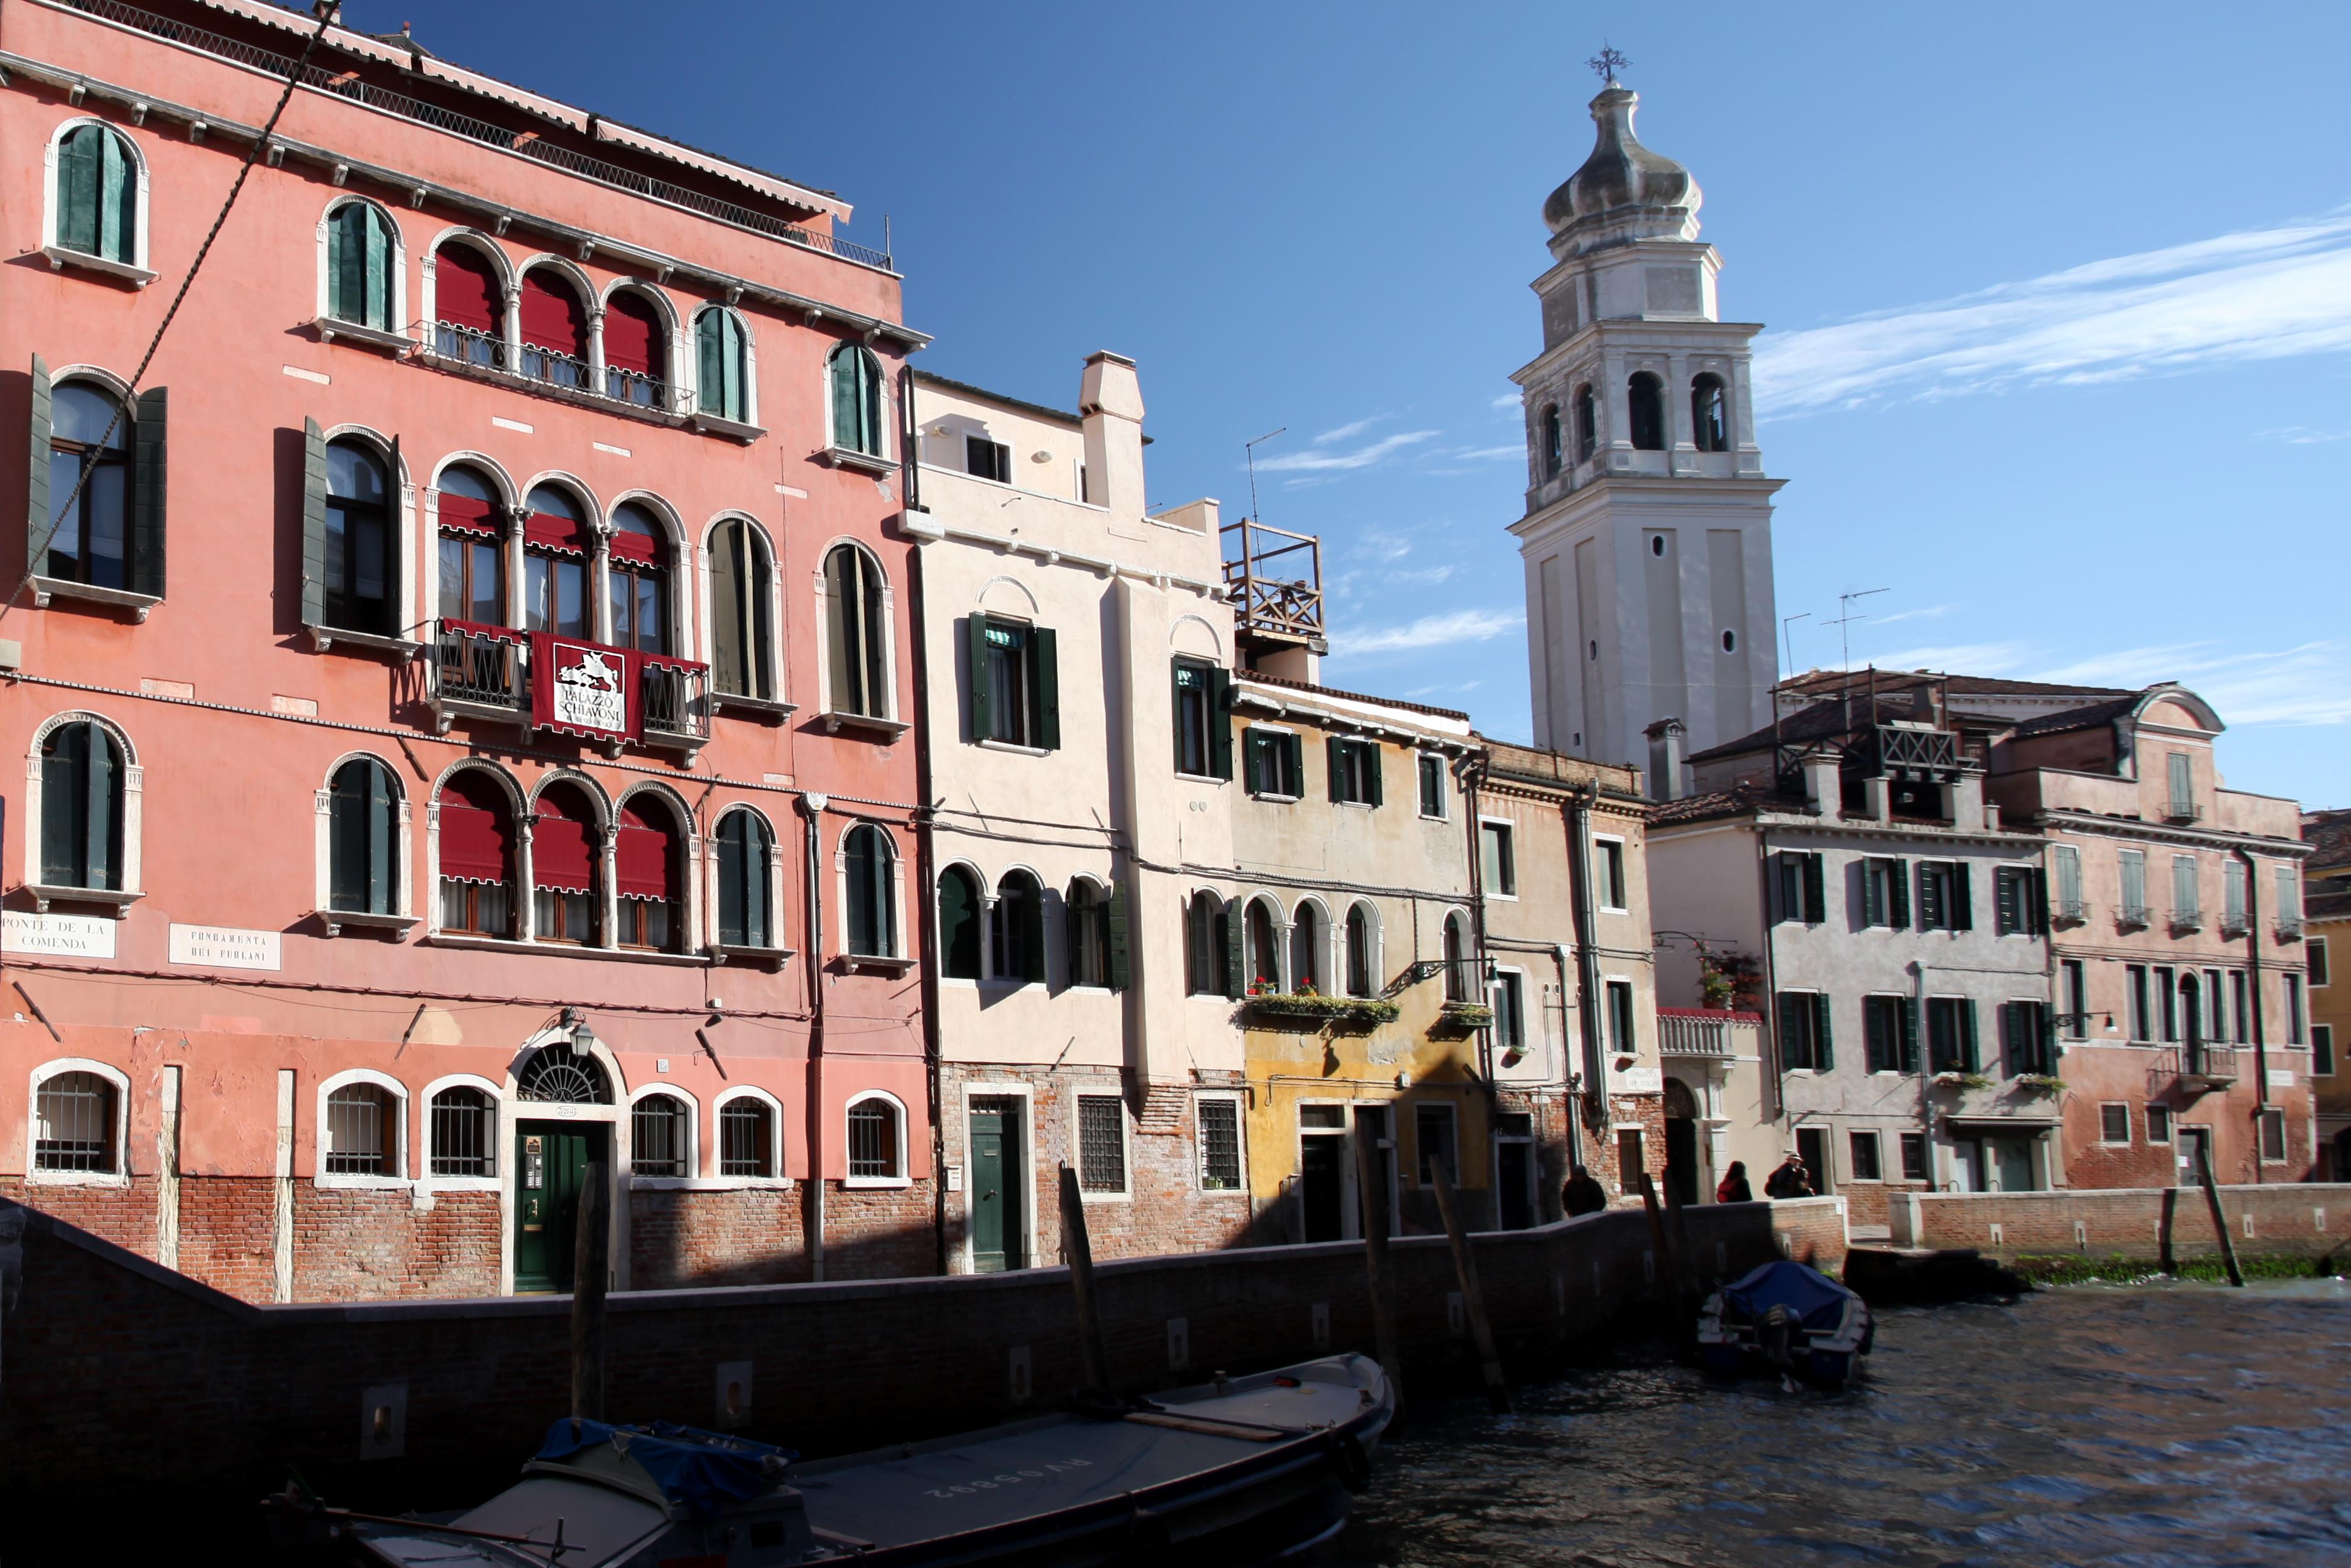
[532,634,635,741]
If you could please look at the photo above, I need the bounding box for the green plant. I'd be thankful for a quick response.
[1932,1070,1994,1091]
[1437,1000,1494,1029]
[1697,948,1760,1011]
[1242,992,1400,1026]
[2013,1073,2066,1092]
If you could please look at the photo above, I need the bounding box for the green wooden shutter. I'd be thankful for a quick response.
[1223,896,1244,999]
[830,348,858,450]
[1207,667,1234,781]
[1774,990,1800,1070]
[1106,879,1130,992]
[1890,858,1910,928]
[300,417,328,626]
[1022,892,1046,983]
[710,520,745,693]
[129,387,167,598]
[328,205,353,321]
[1899,997,1920,1073]
[27,355,52,585]
[1242,730,1264,792]
[1801,852,1824,923]
[2030,867,2049,935]
[1365,742,1384,807]
[365,206,392,329]
[87,725,117,890]
[58,127,97,255]
[966,615,992,742]
[1170,660,1188,767]
[1327,736,1346,802]
[2038,1002,2056,1075]
[40,726,76,884]
[718,816,746,946]
[1951,863,1973,931]
[1031,626,1060,750]
[1959,999,1979,1072]
[1813,994,1834,1072]
[1861,861,1882,927]
[1285,733,1304,796]
[698,312,725,416]
[368,763,395,914]
[98,129,131,264]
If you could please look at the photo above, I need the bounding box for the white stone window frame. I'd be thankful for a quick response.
[624,1083,703,1188]
[1410,1097,1462,1190]
[1242,721,1303,802]
[309,422,421,655]
[934,858,989,989]
[496,1023,630,1294]
[512,254,603,383]
[423,758,528,941]
[1489,963,1533,1058]
[24,1057,132,1188]
[311,194,410,350]
[1342,898,1386,1001]
[1241,890,1291,994]
[707,801,790,958]
[953,1080,1037,1275]
[24,708,145,913]
[1061,872,1117,995]
[611,780,703,955]
[1602,973,1640,1060]
[1288,894,1335,997]
[1439,907,1479,1004]
[2095,1100,2134,1147]
[1592,831,1630,913]
[525,767,618,950]
[811,537,904,728]
[1193,1090,1249,1197]
[698,512,788,709]
[419,229,517,361]
[40,116,155,284]
[845,1089,913,1188]
[1844,1128,1885,1185]
[31,365,163,622]
[983,862,1049,991]
[687,303,762,428]
[1068,1083,1132,1203]
[2259,1106,2290,1165]
[597,276,688,416]
[2144,1102,2174,1144]
[315,1067,413,1190]
[1416,750,1450,821]
[833,818,911,965]
[415,1073,503,1195]
[823,340,897,471]
[1479,814,1520,902]
[604,488,699,665]
[312,750,419,935]
[710,1085,791,1188]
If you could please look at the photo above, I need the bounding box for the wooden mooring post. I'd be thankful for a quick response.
[571,1161,610,1421]
[1429,1159,1509,1413]
[1057,1163,1112,1391]
[2194,1141,2245,1288]
[1353,1129,1403,1414]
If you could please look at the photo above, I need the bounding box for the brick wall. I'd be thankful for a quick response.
[290,1188,502,1301]
[1891,1183,2351,1262]
[0,1192,1838,1498]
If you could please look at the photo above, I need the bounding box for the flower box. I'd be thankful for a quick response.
[1242,993,1400,1026]
[1434,1001,1494,1031]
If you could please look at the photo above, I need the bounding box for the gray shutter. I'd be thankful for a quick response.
[300,417,328,626]
[87,725,117,890]
[710,520,745,694]
[1951,862,1973,931]
[1801,853,1824,923]
[1106,879,1130,992]
[1031,626,1060,750]
[368,762,395,914]
[26,355,52,585]
[966,615,992,742]
[1959,999,1979,1072]
[129,387,166,597]
[1899,997,1919,1073]
[1327,736,1346,802]
[1207,667,1234,781]
[1223,896,1244,1000]
[1813,994,1833,1072]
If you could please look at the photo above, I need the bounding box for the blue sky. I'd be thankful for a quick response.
[347,2,2351,804]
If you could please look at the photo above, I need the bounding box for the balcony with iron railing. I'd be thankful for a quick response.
[2276,913,2306,941]
[2163,800,2205,825]
[2169,905,2204,935]
[2051,896,2090,925]
[2219,909,2251,938]
[2178,1042,2238,1094]
[2117,902,2154,932]
[430,622,708,752]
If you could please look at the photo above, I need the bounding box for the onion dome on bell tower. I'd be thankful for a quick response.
[1542,81,1702,258]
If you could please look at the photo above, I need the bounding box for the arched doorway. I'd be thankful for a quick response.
[511,1035,617,1293]
[1663,1077,1700,1205]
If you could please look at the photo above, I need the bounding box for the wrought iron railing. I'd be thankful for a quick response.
[2220,907,2250,938]
[2052,896,2089,924]
[518,343,591,392]
[1868,723,1961,779]
[60,0,893,270]
[434,621,527,713]
[2171,906,2205,933]
[2181,1042,2237,1083]
[640,658,710,742]
[2277,914,2306,940]
[434,320,507,370]
[605,366,667,410]
[2117,902,2154,930]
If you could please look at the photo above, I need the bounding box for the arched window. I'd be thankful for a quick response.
[39,718,124,891]
[436,770,514,936]
[615,795,681,952]
[710,517,775,700]
[603,290,666,407]
[632,1092,691,1177]
[1628,372,1665,451]
[1691,373,1729,453]
[718,1095,777,1177]
[522,483,589,637]
[33,1069,118,1172]
[325,1082,400,1175]
[828,343,883,457]
[532,782,601,945]
[1573,384,1597,463]
[326,201,395,331]
[1291,902,1323,994]
[1345,902,1376,999]
[991,870,1043,984]
[432,241,504,366]
[517,1040,610,1104]
[1066,878,1112,989]
[435,464,504,625]
[823,544,889,718]
[715,808,775,950]
[1540,405,1563,479]
[1186,891,1229,998]
[938,864,982,980]
[843,823,897,958]
[1442,912,1471,1002]
[329,757,399,916]
[518,268,588,388]
[607,501,668,654]
[1246,900,1281,993]
[41,380,134,590]
[428,1085,494,1176]
[54,123,138,264]
[847,1095,904,1180]
[695,307,750,424]
[323,437,394,635]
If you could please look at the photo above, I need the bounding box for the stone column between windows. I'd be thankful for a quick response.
[1666,350,1695,475]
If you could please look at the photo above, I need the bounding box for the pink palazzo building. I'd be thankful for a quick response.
[0,0,933,1298]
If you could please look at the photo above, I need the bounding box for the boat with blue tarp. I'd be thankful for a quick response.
[1696,1259,1873,1388]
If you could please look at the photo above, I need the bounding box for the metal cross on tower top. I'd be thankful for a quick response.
[1586,43,1630,87]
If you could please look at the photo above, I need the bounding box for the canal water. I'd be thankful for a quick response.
[1332,1279,2351,1566]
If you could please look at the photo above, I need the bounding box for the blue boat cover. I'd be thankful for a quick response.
[1721,1260,1854,1335]
[534,1419,796,1519]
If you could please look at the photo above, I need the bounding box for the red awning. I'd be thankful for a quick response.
[523,509,589,556]
[439,491,500,537]
[606,515,663,564]
[533,787,597,893]
[438,774,512,883]
[519,271,584,356]
[616,799,677,901]
[603,292,663,378]
[435,244,502,332]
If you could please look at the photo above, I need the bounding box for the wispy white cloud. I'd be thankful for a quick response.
[1855,641,2036,676]
[1440,444,1525,462]
[2256,425,2351,444]
[1313,415,1386,445]
[1340,607,1524,656]
[1754,212,2351,413]
[2033,641,2351,726]
[1871,603,1957,627]
[1489,392,1522,411]
[1256,429,1441,474]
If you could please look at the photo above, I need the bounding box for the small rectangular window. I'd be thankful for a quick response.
[2259,1107,2287,1163]
[2312,936,2332,989]
[2145,1103,2173,1144]
[2061,960,2087,1039]
[2224,860,2248,928]
[965,436,1011,483]
[2118,850,2149,923]
[1899,1132,1927,1181]
[1926,996,1973,1074]
[975,617,1033,746]
[1329,738,1383,806]
[1416,1102,1459,1186]
[1597,840,1628,910]
[1418,754,1446,818]
[2154,966,2178,1043]
[1917,861,1967,931]
[1077,1095,1127,1193]
[1244,728,1302,798]
[1197,1097,1242,1190]
[1171,658,1230,780]
[1615,1127,1643,1193]
[1848,1131,1882,1181]
[2172,855,2201,923]
[1776,990,1829,1071]
[1995,866,2039,936]
[1608,979,1637,1057]
[2279,865,2301,928]
[2099,1103,2132,1144]
[1775,851,1824,924]
[2286,973,2306,1044]
[2125,965,2150,1041]
[1481,821,1516,897]
[1863,995,1904,1073]
[1491,971,1526,1051]
[2052,843,2084,919]
[2167,752,2194,817]
[2315,1023,2337,1077]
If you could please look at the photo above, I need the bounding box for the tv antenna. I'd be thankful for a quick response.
[1244,427,1286,523]
[1780,611,1811,681]
[1824,587,1888,672]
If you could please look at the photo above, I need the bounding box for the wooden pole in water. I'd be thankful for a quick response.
[1430,1159,1510,1413]
[2195,1140,2245,1288]
[1058,1163,1112,1392]
[1354,1129,1403,1413]
[1638,1173,1688,1317]
[571,1161,610,1421]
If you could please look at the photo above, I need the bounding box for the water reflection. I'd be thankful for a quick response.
[1334,1279,2351,1567]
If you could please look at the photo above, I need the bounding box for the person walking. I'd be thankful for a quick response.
[1561,1163,1608,1217]
[1763,1153,1812,1199]
[1716,1160,1753,1203]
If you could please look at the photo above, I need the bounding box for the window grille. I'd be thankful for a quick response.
[428,1087,494,1176]
[33,1071,116,1172]
[632,1095,688,1177]
[1078,1096,1126,1192]
[848,1100,899,1179]
[2099,1104,2132,1143]
[1899,1132,1927,1181]
[1198,1099,1242,1190]
[326,1083,395,1175]
[720,1099,775,1177]
[1848,1131,1882,1181]
[517,1043,609,1104]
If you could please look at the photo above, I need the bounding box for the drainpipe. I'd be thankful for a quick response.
[1754,825,1782,1127]
[799,793,829,1281]
[905,542,949,1275]
[1565,781,1608,1149]
[2238,844,2269,1183]
[1464,757,1494,1088]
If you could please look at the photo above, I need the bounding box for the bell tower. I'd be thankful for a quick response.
[1509,71,1782,794]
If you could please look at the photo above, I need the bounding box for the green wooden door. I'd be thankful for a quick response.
[968,1099,1024,1273]
[513,1122,605,1293]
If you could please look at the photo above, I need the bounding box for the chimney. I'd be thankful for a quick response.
[1645,717,1686,802]
[1079,352,1144,525]
[1800,747,1841,821]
